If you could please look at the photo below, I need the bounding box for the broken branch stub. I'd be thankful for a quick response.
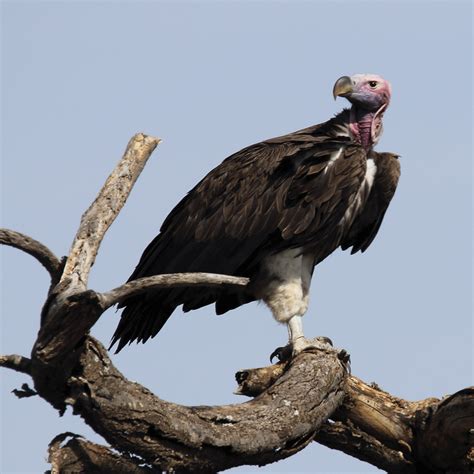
[61,133,161,289]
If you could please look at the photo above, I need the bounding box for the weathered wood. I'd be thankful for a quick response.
[62,337,346,472]
[48,433,153,473]
[101,273,250,309]
[29,134,161,410]
[60,133,161,289]
[33,134,161,368]
[235,361,474,473]
[337,376,416,452]
[0,228,61,282]
[1,132,472,472]
[415,387,474,473]
[316,421,416,473]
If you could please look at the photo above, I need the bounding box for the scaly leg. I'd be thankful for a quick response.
[270,315,334,362]
[288,315,333,355]
[260,249,336,361]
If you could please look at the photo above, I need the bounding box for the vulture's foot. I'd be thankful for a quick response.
[270,336,332,362]
[270,336,350,370]
[293,336,334,356]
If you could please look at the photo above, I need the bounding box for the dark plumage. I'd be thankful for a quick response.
[111,74,400,353]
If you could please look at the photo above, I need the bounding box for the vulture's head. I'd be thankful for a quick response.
[333,74,392,148]
[333,74,391,112]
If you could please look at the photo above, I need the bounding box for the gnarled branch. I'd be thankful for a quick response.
[48,433,153,473]
[32,134,161,367]
[100,273,249,309]
[235,360,474,472]
[316,421,416,474]
[0,228,61,282]
[61,337,347,472]
[3,132,472,473]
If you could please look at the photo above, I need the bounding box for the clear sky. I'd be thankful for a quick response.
[1,1,472,472]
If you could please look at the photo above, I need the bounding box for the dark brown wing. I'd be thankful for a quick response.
[341,152,400,254]
[111,128,368,352]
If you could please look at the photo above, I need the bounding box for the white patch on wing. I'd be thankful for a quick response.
[340,158,377,228]
[324,147,343,174]
[260,248,314,323]
[364,158,377,188]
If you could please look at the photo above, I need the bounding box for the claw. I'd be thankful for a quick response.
[316,336,333,347]
[271,336,342,363]
[337,349,351,373]
[270,344,292,363]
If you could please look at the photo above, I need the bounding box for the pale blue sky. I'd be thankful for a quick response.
[1,1,472,473]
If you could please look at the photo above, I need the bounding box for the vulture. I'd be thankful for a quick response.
[111,74,400,355]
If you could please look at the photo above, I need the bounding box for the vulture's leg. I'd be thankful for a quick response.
[270,317,335,362]
[288,315,333,354]
[262,249,334,361]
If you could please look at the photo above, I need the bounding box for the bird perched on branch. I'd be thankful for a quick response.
[111,74,400,356]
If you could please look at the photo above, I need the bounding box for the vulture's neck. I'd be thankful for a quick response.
[350,104,386,149]
[331,106,386,150]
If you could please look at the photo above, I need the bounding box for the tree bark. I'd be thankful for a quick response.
[236,363,474,473]
[1,133,472,473]
[0,229,62,283]
[47,433,153,474]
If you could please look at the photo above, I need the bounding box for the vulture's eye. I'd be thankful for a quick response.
[369,81,378,88]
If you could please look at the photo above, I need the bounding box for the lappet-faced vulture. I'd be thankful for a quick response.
[111,74,400,356]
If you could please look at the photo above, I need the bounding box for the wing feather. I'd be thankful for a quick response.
[112,125,372,351]
[341,152,400,254]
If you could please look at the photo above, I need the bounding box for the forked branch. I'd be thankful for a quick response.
[2,132,472,473]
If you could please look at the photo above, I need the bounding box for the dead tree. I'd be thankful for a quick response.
[1,133,472,473]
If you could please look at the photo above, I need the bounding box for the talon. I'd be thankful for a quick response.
[270,345,292,363]
[292,336,339,356]
[315,336,333,347]
[337,349,350,363]
[337,349,351,373]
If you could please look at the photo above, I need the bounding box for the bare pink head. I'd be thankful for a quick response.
[333,74,391,111]
[333,74,392,148]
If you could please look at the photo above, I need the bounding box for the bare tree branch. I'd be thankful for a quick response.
[62,337,347,472]
[234,360,473,472]
[0,354,32,375]
[61,133,161,289]
[33,134,161,367]
[335,376,417,452]
[100,273,249,309]
[47,433,153,474]
[316,421,416,473]
[0,228,61,282]
[4,132,470,473]
[235,362,418,471]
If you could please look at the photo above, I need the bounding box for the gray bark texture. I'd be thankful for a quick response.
[1,133,472,473]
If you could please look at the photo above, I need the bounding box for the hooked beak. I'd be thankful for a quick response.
[333,76,353,100]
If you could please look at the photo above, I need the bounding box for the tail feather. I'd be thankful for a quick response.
[111,232,265,352]
[110,287,217,353]
[110,292,176,353]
